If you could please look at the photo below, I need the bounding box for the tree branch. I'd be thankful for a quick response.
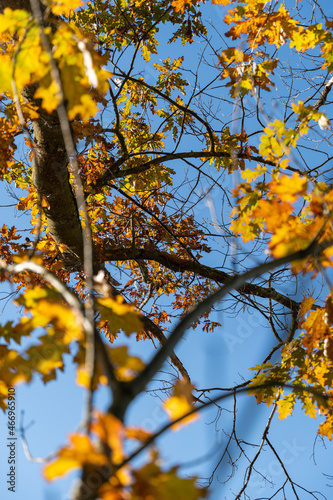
[92,149,277,192]
[128,238,330,399]
[104,246,301,311]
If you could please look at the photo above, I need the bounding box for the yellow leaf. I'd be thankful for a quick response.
[302,309,328,350]
[0,54,13,92]
[298,296,316,321]
[44,433,108,481]
[34,81,61,114]
[76,367,90,388]
[141,44,151,62]
[269,222,310,258]
[269,172,307,202]
[15,287,84,343]
[319,413,333,440]
[163,380,198,431]
[277,394,295,420]
[44,0,84,16]
[240,164,267,182]
[92,414,132,486]
[132,453,208,499]
[67,93,99,123]
[108,345,145,381]
[97,296,142,336]
[301,394,317,419]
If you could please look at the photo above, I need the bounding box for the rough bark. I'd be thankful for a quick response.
[21,86,84,264]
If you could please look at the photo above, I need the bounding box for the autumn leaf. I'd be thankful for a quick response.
[319,413,333,440]
[301,393,318,419]
[34,81,62,115]
[44,434,109,481]
[44,0,84,16]
[77,344,145,389]
[240,164,267,182]
[126,427,153,442]
[277,393,296,420]
[108,345,145,381]
[301,309,328,351]
[163,380,198,430]
[92,413,125,466]
[298,296,316,322]
[212,0,232,5]
[252,199,293,234]
[171,0,192,14]
[269,173,307,203]
[97,296,142,337]
[15,286,84,344]
[131,451,208,500]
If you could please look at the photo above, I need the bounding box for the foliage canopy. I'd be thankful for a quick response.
[1,0,333,498]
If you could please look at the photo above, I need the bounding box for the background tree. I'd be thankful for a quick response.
[1,0,333,499]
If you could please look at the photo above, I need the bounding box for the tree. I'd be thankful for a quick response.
[1,0,333,498]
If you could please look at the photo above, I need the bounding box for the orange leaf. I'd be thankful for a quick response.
[253,199,293,233]
[298,296,316,322]
[126,427,153,442]
[92,413,125,465]
[269,172,307,202]
[212,0,232,4]
[44,434,108,481]
[172,0,192,14]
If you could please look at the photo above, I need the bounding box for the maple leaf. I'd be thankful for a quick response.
[268,173,307,203]
[298,296,316,322]
[125,427,153,442]
[302,309,328,351]
[172,0,192,14]
[240,164,267,182]
[44,434,109,481]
